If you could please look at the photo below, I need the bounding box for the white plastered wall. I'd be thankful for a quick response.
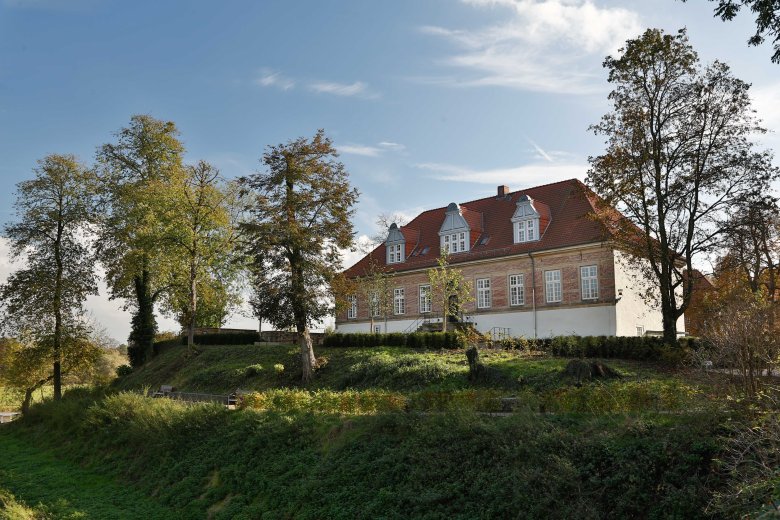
[613,250,685,336]
[337,306,617,338]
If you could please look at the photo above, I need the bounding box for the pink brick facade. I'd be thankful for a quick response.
[337,244,618,335]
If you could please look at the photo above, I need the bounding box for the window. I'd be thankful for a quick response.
[347,295,357,319]
[476,278,491,309]
[370,292,381,318]
[393,288,405,315]
[387,243,404,264]
[545,270,562,303]
[580,265,599,300]
[636,326,645,337]
[419,284,432,313]
[515,219,537,243]
[442,232,468,254]
[509,274,525,306]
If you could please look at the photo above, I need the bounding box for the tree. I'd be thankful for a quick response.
[427,251,474,332]
[719,197,780,302]
[160,161,242,348]
[0,154,99,400]
[682,0,780,63]
[354,257,394,333]
[96,115,186,366]
[702,285,777,397]
[587,28,778,343]
[240,130,359,382]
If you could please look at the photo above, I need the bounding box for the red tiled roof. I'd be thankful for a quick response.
[345,178,606,277]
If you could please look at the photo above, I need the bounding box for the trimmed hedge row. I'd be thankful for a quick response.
[152,332,262,355]
[323,332,698,363]
[517,335,698,363]
[322,332,467,350]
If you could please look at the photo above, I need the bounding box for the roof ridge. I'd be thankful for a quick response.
[402,178,581,225]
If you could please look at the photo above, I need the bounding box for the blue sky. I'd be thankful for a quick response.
[1,0,779,340]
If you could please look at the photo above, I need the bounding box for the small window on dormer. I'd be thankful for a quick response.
[511,195,541,244]
[385,223,406,264]
[439,202,471,254]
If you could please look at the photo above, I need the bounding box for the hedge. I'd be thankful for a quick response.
[322,332,467,350]
[323,332,698,363]
[501,335,699,364]
[152,332,262,355]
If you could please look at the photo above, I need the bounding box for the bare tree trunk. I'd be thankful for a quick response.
[187,256,197,349]
[299,327,316,383]
[21,388,34,415]
[53,213,64,400]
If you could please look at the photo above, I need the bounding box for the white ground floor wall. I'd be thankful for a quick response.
[336,304,620,338]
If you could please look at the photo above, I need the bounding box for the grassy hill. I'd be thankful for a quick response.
[0,342,767,519]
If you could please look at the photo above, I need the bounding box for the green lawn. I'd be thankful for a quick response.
[0,432,178,519]
[0,342,752,518]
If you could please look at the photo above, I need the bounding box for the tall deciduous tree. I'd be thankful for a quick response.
[161,161,242,347]
[588,28,778,343]
[682,0,780,63]
[355,257,394,333]
[0,154,98,400]
[96,115,185,366]
[427,251,474,332]
[240,130,358,382]
[720,197,780,302]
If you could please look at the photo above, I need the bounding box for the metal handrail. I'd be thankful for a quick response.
[489,327,511,341]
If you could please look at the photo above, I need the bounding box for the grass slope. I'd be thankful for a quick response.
[0,431,177,519]
[5,391,724,520]
[115,343,681,394]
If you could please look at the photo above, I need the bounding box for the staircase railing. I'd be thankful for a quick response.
[403,312,442,333]
[488,327,511,342]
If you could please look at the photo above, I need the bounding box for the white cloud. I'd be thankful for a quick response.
[420,0,642,94]
[415,161,587,187]
[529,140,553,162]
[336,144,383,157]
[309,81,379,99]
[378,141,406,152]
[254,68,295,90]
[336,140,406,158]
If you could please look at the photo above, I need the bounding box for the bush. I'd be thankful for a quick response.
[244,364,263,377]
[115,365,133,377]
[322,332,465,350]
[273,363,285,375]
[521,335,693,365]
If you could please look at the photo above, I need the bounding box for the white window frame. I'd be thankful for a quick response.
[419,284,432,314]
[509,274,525,306]
[636,325,645,337]
[387,243,404,264]
[347,295,357,319]
[545,270,562,303]
[441,232,469,254]
[393,287,405,315]
[514,219,539,244]
[580,265,599,300]
[476,278,491,309]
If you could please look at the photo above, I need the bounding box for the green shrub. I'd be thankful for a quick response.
[115,364,133,377]
[526,335,687,365]
[322,332,464,350]
[244,364,263,377]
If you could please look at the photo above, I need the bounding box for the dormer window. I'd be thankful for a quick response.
[439,202,470,254]
[512,195,541,244]
[385,223,405,264]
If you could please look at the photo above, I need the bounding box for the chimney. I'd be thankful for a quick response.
[497,185,510,198]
